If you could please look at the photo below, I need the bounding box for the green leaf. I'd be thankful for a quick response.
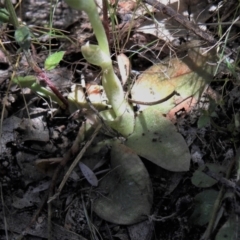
[14,26,31,50]
[191,163,225,188]
[12,75,37,87]
[64,0,95,13]
[81,43,111,69]
[93,142,153,224]
[125,106,190,172]
[215,214,238,240]
[0,8,9,23]
[101,108,135,137]
[197,112,211,128]
[44,51,65,70]
[190,189,218,226]
[13,75,65,108]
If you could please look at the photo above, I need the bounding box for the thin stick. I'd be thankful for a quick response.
[102,0,110,44]
[0,184,9,240]
[142,0,216,44]
[48,123,102,203]
[142,0,237,60]
[128,90,177,105]
[201,149,240,239]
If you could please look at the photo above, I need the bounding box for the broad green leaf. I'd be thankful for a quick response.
[44,51,65,70]
[125,106,190,171]
[125,43,221,171]
[216,214,238,240]
[13,75,37,87]
[93,142,153,225]
[14,26,31,50]
[191,163,226,188]
[190,189,218,226]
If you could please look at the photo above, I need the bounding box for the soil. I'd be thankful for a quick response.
[0,0,240,240]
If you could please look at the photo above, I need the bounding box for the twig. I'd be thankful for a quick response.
[142,0,238,60]
[17,122,100,239]
[200,148,240,239]
[48,123,102,203]
[16,191,49,240]
[46,123,101,237]
[102,0,110,45]
[202,167,240,193]
[128,90,177,105]
[0,184,9,240]
[142,0,216,44]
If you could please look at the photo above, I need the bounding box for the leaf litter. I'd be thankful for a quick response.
[0,0,240,239]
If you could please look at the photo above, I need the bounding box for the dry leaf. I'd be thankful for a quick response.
[117,53,131,85]
[79,162,98,187]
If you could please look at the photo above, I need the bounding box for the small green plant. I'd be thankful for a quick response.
[9,0,191,224]
[62,0,192,224]
[12,0,224,225]
[5,0,240,236]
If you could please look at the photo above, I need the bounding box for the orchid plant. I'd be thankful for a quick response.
[12,0,194,224]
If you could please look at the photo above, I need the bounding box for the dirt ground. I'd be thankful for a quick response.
[0,0,240,240]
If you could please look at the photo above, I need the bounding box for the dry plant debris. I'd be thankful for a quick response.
[0,0,240,239]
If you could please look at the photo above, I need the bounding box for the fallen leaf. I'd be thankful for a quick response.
[35,158,62,176]
[216,214,238,240]
[190,189,219,226]
[79,162,98,187]
[131,42,220,118]
[191,163,226,188]
[117,53,131,85]
[93,142,153,224]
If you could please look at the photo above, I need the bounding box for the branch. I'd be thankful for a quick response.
[142,0,216,44]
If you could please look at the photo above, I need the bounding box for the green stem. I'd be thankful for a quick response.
[64,0,109,55]
[65,0,135,136]
[102,69,126,117]
[4,0,19,29]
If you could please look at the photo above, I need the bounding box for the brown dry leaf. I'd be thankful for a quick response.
[136,1,215,42]
[35,158,62,176]
[68,83,108,113]
[16,117,49,142]
[117,53,131,85]
[118,1,137,12]
[131,42,220,120]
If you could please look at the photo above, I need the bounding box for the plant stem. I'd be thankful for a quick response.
[102,0,110,45]
[4,0,19,28]
[102,68,126,117]
[65,0,110,55]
